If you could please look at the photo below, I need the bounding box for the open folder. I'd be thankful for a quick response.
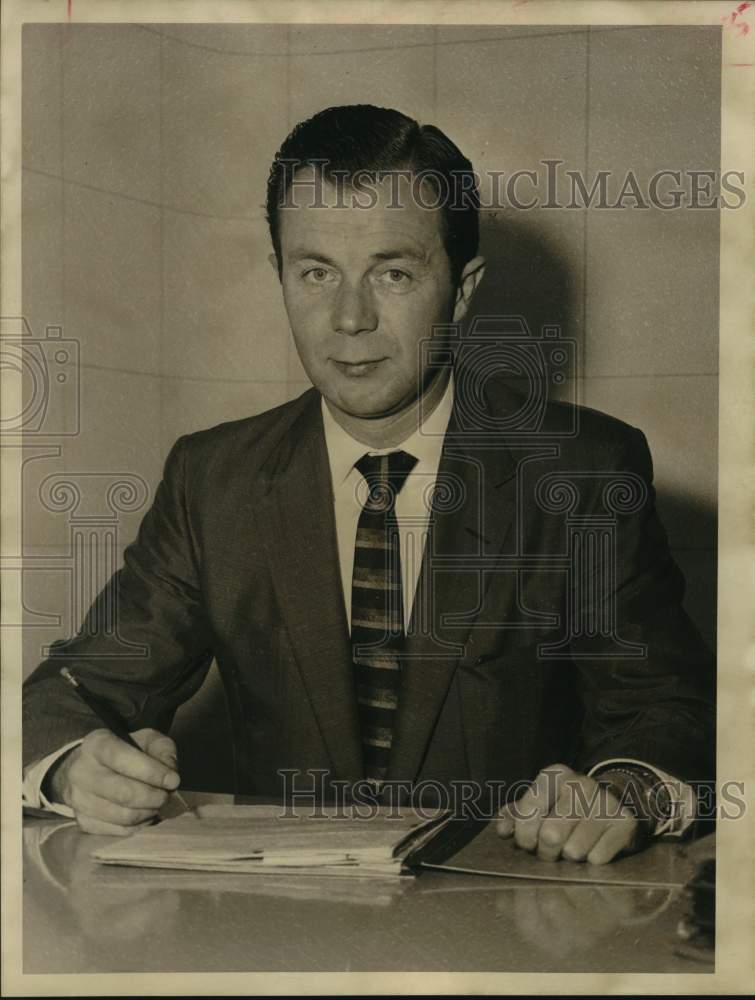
[91,803,703,887]
[92,804,482,879]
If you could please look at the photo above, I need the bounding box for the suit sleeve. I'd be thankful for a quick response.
[570,426,716,786]
[22,435,215,768]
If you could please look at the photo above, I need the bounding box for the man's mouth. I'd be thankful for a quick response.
[332,358,387,377]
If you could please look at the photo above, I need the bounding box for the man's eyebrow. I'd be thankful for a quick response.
[370,249,428,264]
[286,251,338,266]
[286,248,429,266]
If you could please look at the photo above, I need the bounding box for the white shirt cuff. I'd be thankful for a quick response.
[22,740,83,818]
[588,757,697,837]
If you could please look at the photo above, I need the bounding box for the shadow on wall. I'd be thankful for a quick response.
[171,212,718,793]
[472,211,579,375]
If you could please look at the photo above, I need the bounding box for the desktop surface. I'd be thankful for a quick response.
[22,795,713,975]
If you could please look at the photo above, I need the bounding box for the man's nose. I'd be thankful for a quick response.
[331,280,378,336]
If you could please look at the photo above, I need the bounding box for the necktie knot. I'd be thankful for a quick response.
[355,450,418,513]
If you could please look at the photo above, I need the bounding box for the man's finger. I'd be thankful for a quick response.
[586,816,638,865]
[86,770,168,810]
[536,785,583,861]
[561,786,629,862]
[75,811,153,837]
[134,729,179,770]
[512,763,574,852]
[69,785,158,827]
[495,804,515,838]
[560,817,613,862]
[86,730,179,789]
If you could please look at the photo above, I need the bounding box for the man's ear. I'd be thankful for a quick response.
[268,252,282,281]
[452,256,486,323]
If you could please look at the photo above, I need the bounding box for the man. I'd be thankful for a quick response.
[23,105,715,864]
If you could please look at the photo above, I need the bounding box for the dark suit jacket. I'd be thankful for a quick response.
[23,378,715,800]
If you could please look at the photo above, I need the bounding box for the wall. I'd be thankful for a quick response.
[21,24,720,788]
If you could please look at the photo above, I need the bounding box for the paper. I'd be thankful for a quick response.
[423,821,709,888]
[92,804,449,877]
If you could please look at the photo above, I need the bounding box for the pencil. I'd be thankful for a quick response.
[59,666,193,816]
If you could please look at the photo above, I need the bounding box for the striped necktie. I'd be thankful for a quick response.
[351,450,418,786]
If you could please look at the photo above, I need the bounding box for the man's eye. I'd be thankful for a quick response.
[378,269,412,286]
[302,267,334,284]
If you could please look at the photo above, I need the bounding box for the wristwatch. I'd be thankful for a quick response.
[592,763,673,847]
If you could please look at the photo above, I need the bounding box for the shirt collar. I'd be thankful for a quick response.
[321,372,455,487]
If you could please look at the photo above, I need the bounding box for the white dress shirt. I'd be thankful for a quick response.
[24,372,695,834]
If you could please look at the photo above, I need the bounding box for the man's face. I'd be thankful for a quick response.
[277,171,459,418]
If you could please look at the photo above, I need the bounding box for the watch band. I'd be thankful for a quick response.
[593,764,673,844]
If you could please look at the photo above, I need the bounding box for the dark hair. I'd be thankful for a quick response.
[266,104,480,285]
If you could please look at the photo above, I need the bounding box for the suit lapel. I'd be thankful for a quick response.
[256,381,535,788]
[257,390,363,785]
[386,401,520,784]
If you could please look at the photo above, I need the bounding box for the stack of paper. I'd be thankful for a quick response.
[93,804,454,878]
[92,803,705,886]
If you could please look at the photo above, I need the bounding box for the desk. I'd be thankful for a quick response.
[23,799,713,975]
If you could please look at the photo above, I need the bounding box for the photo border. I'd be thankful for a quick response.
[2,1,753,995]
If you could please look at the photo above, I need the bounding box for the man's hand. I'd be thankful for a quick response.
[48,728,181,835]
[496,763,641,865]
